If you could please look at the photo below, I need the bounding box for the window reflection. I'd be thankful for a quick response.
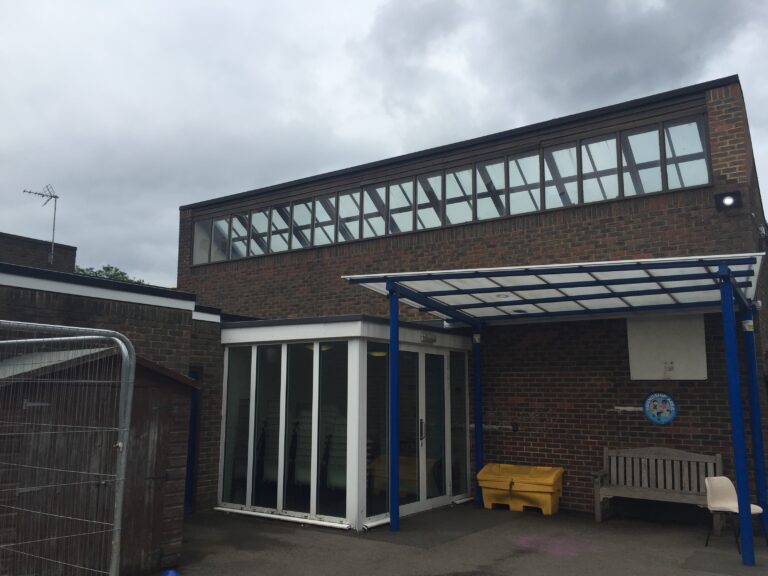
[581,136,618,203]
[284,343,314,513]
[338,190,361,242]
[249,210,269,256]
[363,185,387,238]
[291,201,312,249]
[192,219,212,264]
[366,342,388,517]
[445,168,473,224]
[211,218,230,262]
[543,144,577,208]
[230,214,249,259]
[622,127,662,196]
[508,153,540,214]
[665,119,709,189]
[270,204,290,253]
[313,194,337,246]
[416,173,442,230]
[252,345,281,509]
[476,160,505,220]
[317,342,348,518]
[222,347,251,505]
[389,179,414,234]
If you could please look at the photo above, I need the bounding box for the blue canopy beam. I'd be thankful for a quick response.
[718,265,755,565]
[743,305,768,540]
[458,301,724,323]
[387,280,401,532]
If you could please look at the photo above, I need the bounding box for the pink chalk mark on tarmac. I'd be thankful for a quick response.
[511,535,601,557]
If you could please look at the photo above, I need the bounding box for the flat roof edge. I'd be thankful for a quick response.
[180,75,739,211]
[221,313,469,334]
[0,261,196,301]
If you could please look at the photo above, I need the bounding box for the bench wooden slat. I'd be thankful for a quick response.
[618,456,625,486]
[596,447,721,522]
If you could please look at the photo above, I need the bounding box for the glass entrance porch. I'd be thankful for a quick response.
[217,317,472,530]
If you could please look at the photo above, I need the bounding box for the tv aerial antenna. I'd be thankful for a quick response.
[22,184,60,265]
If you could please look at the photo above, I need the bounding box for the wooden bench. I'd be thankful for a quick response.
[594,447,722,521]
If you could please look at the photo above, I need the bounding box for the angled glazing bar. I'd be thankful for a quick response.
[441,282,750,311]
[392,283,481,326]
[415,270,753,297]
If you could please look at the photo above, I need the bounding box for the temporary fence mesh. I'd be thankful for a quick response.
[0,321,130,575]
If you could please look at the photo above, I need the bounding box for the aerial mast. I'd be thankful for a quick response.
[22,184,60,265]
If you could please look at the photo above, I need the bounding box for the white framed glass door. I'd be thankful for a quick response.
[366,342,469,521]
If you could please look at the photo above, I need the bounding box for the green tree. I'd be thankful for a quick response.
[75,264,145,284]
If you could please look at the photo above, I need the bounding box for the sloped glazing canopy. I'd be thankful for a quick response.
[344,254,763,324]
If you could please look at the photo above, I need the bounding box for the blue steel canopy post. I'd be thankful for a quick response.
[719,265,755,565]
[387,280,401,532]
[743,305,768,538]
[472,326,484,506]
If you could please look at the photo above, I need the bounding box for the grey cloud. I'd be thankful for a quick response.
[1,0,767,287]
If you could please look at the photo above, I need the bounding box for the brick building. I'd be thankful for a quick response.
[0,231,77,272]
[0,260,224,573]
[174,74,768,535]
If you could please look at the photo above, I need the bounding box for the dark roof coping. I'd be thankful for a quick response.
[180,75,739,211]
[194,304,221,315]
[0,261,196,301]
[136,356,201,389]
[221,313,470,335]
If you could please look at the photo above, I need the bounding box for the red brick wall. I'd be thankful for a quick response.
[0,286,224,518]
[190,319,225,511]
[478,315,768,513]
[0,232,77,272]
[707,83,752,187]
[179,185,756,321]
[0,286,193,374]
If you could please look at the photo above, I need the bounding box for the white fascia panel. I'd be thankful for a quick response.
[222,321,366,344]
[192,311,221,323]
[223,320,471,350]
[0,272,195,312]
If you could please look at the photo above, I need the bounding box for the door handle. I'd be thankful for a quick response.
[419,418,425,441]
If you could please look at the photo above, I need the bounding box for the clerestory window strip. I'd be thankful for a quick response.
[192,115,712,265]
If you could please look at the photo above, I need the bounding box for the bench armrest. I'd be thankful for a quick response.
[592,470,608,486]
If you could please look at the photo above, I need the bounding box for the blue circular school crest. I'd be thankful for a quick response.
[643,392,677,425]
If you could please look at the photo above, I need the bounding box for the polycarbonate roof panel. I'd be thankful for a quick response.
[343,253,763,325]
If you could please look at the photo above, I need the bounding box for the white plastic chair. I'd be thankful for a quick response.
[704,476,764,550]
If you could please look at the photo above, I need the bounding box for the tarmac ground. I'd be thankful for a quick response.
[178,502,768,576]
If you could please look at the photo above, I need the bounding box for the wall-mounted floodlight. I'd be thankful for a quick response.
[715,191,742,211]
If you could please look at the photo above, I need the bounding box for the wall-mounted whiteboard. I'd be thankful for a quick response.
[627,315,707,380]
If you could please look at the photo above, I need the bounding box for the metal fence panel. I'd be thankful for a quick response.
[0,321,134,576]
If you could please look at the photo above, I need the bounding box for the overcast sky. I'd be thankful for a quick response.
[1,0,767,286]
